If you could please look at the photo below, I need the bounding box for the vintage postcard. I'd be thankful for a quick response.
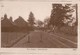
[0,0,80,55]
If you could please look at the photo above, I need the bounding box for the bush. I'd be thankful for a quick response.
[60,26,77,36]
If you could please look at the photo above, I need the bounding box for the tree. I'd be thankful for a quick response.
[44,17,50,28]
[27,12,35,27]
[36,20,44,27]
[44,17,50,25]
[49,4,74,28]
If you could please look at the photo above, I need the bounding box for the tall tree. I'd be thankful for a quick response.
[28,12,35,27]
[44,17,50,28]
[49,4,74,28]
[44,17,50,25]
[37,20,43,27]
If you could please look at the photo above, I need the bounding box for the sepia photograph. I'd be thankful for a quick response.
[0,2,78,48]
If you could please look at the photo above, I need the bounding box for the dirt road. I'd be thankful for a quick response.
[12,31,77,48]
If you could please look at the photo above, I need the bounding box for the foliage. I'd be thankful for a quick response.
[49,4,74,28]
[36,20,44,27]
[27,12,35,27]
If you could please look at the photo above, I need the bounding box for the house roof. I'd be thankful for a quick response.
[14,16,28,27]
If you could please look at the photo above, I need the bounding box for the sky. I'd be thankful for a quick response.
[0,1,52,21]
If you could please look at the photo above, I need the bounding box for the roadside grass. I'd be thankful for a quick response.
[53,26,77,42]
[60,26,77,36]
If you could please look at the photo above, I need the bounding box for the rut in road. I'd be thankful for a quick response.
[12,31,60,48]
[53,35,77,48]
[48,32,77,48]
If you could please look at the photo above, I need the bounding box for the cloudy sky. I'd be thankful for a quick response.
[0,1,76,23]
[0,1,53,21]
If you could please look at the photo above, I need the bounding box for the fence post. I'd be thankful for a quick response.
[27,35,30,43]
[27,31,30,43]
[40,32,43,42]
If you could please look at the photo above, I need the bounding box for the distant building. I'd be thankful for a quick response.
[1,14,15,32]
[1,14,30,32]
[1,14,14,27]
[14,16,28,27]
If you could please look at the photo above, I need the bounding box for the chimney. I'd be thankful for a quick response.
[4,14,7,19]
[9,16,13,22]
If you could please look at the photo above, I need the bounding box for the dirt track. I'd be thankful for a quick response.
[12,31,77,48]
